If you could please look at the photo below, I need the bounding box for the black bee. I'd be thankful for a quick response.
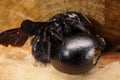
[0,12,105,74]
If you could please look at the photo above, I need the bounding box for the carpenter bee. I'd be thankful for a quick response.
[0,12,105,74]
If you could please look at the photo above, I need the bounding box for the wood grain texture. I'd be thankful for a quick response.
[0,1,120,80]
[0,0,105,30]
[0,44,119,80]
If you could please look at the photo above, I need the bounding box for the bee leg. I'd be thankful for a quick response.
[66,12,91,34]
[32,36,51,63]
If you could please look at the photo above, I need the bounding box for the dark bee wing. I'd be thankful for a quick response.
[0,20,50,47]
[0,28,28,47]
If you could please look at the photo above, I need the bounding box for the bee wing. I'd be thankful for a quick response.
[0,28,28,47]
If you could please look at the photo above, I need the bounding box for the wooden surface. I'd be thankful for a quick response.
[0,44,119,80]
[0,1,120,79]
[96,52,120,67]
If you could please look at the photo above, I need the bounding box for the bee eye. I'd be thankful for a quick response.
[51,34,105,74]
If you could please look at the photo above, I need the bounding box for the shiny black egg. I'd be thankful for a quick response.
[51,33,105,74]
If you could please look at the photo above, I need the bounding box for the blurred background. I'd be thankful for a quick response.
[0,0,120,51]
